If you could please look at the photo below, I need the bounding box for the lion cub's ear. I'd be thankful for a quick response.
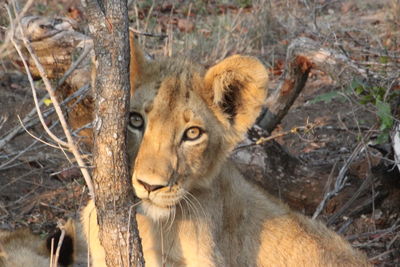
[203,55,268,140]
[129,31,147,95]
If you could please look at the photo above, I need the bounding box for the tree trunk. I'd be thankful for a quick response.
[83,0,144,266]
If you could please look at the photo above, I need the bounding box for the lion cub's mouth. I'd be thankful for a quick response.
[134,184,185,221]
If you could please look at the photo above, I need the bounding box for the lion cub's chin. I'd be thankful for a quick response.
[138,200,176,221]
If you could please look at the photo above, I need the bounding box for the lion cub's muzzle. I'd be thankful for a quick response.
[133,173,185,220]
[137,179,167,193]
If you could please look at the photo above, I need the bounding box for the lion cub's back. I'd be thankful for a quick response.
[258,209,371,266]
[0,229,50,267]
[222,167,370,266]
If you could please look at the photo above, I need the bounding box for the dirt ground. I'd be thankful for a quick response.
[0,0,399,266]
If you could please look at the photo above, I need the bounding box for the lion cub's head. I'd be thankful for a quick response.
[127,39,268,220]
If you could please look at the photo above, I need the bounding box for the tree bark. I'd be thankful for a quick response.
[83,0,144,266]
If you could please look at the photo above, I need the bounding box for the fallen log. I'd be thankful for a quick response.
[258,37,370,133]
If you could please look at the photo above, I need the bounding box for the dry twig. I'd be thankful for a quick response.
[6,1,94,198]
[312,127,376,221]
[235,120,318,151]
[0,48,91,151]
[256,120,318,145]
[129,27,167,39]
[51,226,65,267]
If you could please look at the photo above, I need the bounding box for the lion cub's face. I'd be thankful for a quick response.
[127,56,268,220]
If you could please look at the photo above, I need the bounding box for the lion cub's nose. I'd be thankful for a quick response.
[138,179,166,192]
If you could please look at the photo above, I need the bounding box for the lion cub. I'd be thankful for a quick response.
[82,36,371,266]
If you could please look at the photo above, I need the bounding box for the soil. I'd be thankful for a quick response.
[0,0,399,266]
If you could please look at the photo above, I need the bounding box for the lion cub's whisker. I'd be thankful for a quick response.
[185,191,207,219]
[177,199,186,221]
[164,206,176,233]
[182,195,198,220]
[185,195,203,222]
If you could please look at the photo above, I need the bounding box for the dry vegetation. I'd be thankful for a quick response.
[0,0,399,266]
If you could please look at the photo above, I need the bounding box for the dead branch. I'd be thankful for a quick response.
[0,18,92,151]
[258,37,370,133]
[129,27,168,39]
[12,15,95,146]
[313,126,376,221]
[0,83,89,154]
[0,116,7,131]
[6,2,94,198]
[11,34,68,147]
[52,225,65,267]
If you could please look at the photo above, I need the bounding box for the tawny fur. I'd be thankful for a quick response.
[81,36,371,267]
[0,228,50,267]
[0,219,81,267]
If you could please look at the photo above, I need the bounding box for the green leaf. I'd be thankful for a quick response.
[360,95,373,104]
[309,91,340,104]
[376,132,389,144]
[351,79,365,95]
[379,56,389,64]
[376,100,393,130]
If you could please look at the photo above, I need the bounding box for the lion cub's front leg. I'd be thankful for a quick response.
[82,200,164,267]
[171,219,225,267]
[81,200,222,266]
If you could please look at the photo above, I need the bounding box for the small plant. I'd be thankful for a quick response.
[351,79,398,144]
[309,90,343,104]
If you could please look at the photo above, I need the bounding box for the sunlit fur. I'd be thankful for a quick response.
[0,219,82,267]
[81,36,371,266]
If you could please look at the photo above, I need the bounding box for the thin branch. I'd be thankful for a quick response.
[7,7,68,147]
[235,120,318,151]
[0,116,7,130]
[50,238,55,267]
[312,162,338,220]
[129,27,168,39]
[0,43,91,151]
[257,37,372,133]
[0,93,47,150]
[52,227,66,267]
[7,2,94,198]
[312,126,376,220]
[16,115,61,149]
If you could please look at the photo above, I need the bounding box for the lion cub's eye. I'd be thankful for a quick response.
[183,127,203,141]
[129,112,144,129]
